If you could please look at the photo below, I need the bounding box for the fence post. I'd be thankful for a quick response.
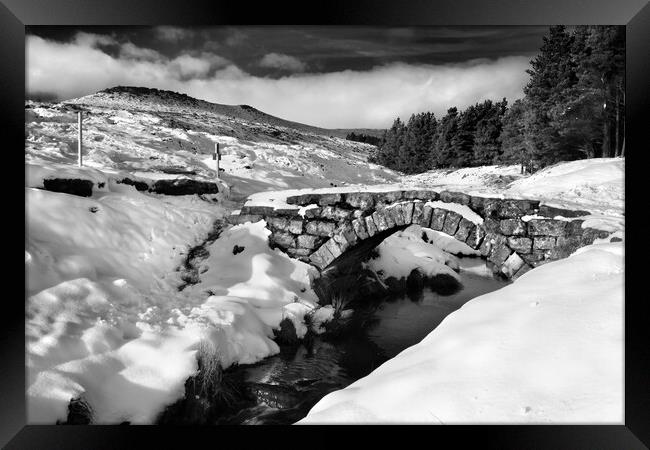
[214,142,220,179]
[77,111,83,167]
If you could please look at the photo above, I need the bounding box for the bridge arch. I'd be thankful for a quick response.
[229,189,610,281]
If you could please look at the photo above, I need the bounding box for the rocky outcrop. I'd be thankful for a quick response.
[228,189,610,280]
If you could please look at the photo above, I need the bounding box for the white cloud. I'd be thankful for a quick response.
[120,42,162,61]
[155,26,192,42]
[27,34,531,128]
[259,53,307,72]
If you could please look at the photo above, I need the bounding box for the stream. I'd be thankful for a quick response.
[216,257,510,425]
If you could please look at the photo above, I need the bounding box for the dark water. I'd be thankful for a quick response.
[221,259,509,425]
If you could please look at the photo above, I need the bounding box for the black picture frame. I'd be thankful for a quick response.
[4,0,648,448]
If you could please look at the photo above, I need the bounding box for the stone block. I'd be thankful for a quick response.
[240,205,275,215]
[227,214,263,225]
[304,207,323,219]
[420,205,433,228]
[512,263,533,280]
[403,190,439,201]
[387,204,405,226]
[488,242,512,266]
[442,211,462,236]
[297,234,321,249]
[521,251,547,267]
[440,191,471,205]
[320,206,353,222]
[305,221,336,237]
[402,202,415,224]
[466,225,486,249]
[581,227,611,245]
[286,247,312,258]
[501,252,525,278]
[507,236,533,254]
[429,208,447,231]
[309,244,335,270]
[364,215,378,237]
[566,220,585,237]
[454,218,474,242]
[548,236,582,259]
[533,236,556,250]
[286,193,321,205]
[479,233,507,257]
[411,202,424,224]
[317,193,343,206]
[380,191,404,204]
[352,218,369,240]
[527,219,567,237]
[324,238,343,258]
[345,192,376,209]
[269,232,295,249]
[538,204,590,218]
[496,199,539,219]
[274,208,302,217]
[483,217,501,233]
[499,219,527,236]
[372,210,389,231]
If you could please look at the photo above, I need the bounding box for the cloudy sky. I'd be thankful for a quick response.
[26,26,548,129]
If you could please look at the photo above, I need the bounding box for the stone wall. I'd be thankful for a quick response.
[227,189,609,280]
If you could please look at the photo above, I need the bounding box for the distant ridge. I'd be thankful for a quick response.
[66,86,385,140]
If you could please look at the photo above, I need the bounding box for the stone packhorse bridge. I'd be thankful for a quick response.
[228,189,610,280]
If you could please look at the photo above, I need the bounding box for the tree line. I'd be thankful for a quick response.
[345,131,383,146]
[369,25,625,174]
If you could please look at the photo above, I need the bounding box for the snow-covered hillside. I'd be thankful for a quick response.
[25,86,624,426]
[299,241,623,424]
[26,87,400,200]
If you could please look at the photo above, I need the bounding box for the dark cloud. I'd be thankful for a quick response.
[26,26,548,128]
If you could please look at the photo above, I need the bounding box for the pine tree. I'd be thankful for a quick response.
[430,107,459,168]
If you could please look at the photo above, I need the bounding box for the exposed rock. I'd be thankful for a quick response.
[43,178,93,197]
[380,191,404,204]
[232,245,245,255]
[150,179,219,196]
[117,177,149,191]
[371,210,389,232]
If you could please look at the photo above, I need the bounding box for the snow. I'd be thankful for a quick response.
[298,242,623,424]
[26,164,320,424]
[364,225,461,280]
[26,89,624,426]
[425,200,484,224]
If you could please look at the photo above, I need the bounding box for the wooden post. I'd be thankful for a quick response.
[77,111,83,167]
[214,142,220,179]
